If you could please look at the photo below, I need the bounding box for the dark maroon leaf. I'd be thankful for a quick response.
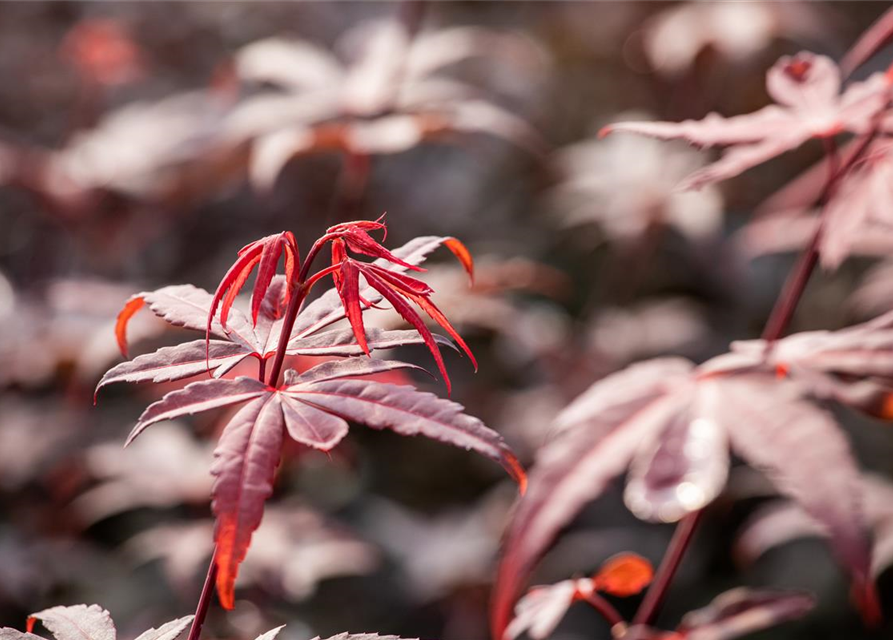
[282,375,524,487]
[97,340,251,395]
[126,377,270,446]
[211,395,285,609]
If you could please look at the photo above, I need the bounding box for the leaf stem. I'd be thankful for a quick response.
[186,547,219,640]
[632,510,702,627]
[266,283,309,387]
[580,592,626,629]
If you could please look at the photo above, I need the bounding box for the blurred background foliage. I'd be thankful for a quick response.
[1,2,893,640]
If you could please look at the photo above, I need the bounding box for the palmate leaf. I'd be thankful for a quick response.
[603,52,892,190]
[227,19,547,190]
[125,358,523,608]
[2,605,192,640]
[492,344,877,638]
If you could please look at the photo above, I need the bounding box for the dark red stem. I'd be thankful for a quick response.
[632,510,702,626]
[580,592,626,630]
[185,548,219,640]
[266,283,308,387]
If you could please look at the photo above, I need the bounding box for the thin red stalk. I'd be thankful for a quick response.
[580,592,626,629]
[632,128,881,629]
[266,283,308,387]
[632,510,702,626]
[185,548,219,640]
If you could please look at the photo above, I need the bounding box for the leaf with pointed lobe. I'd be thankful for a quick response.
[285,357,426,385]
[362,268,456,393]
[289,235,473,340]
[208,232,299,349]
[283,378,525,488]
[211,394,285,609]
[735,473,893,577]
[604,52,892,189]
[26,605,115,640]
[96,340,252,398]
[678,588,815,640]
[280,395,349,450]
[710,375,876,620]
[253,627,285,640]
[491,358,694,640]
[115,284,259,357]
[132,617,194,640]
[287,328,456,358]
[335,258,370,355]
[126,377,270,446]
[728,313,893,417]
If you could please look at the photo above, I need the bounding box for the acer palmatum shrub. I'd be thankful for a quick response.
[493,11,893,640]
[93,218,525,639]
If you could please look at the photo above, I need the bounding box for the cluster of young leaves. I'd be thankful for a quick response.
[492,309,893,637]
[3,604,413,640]
[98,223,524,610]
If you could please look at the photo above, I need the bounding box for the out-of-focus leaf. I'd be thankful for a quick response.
[128,505,379,601]
[505,579,588,640]
[552,126,723,243]
[642,2,829,77]
[592,553,653,597]
[491,358,693,639]
[678,588,815,640]
[736,473,893,577]
[494,333,881,636]
[604,53,891,189]
[132,617,194,640]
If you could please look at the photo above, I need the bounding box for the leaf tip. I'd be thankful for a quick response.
[26,616,37,634]
[115,295,146,358]
[597,125,613,139]
[443,237,475,285]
